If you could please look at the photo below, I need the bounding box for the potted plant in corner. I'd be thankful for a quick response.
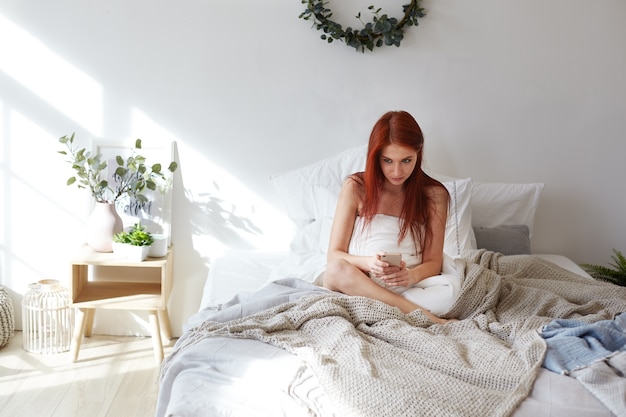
[581,249,626,287]
[58,133,178,253]
[112,222,155,262]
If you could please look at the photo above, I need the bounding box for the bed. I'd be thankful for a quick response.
[157,147,626,417]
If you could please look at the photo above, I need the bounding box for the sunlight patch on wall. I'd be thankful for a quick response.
[0,100,4,161]
[1,97,5,196]
[0,100,7,294]
[0,14,103,135]
[130,108,179,149]
[11,111,73,199]
[6,110,87,290]
[129,108,295,255]
[0,100,5,253]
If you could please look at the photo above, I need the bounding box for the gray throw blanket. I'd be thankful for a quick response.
[162,251,626,417]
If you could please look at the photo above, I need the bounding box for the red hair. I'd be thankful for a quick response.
[356,110,447,253]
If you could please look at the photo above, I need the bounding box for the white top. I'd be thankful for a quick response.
[348,214,422,268]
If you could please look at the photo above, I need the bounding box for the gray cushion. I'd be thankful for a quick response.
[473,225,530,255]
[0,286,14,349]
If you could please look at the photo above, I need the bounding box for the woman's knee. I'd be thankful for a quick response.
[323,259,357,290]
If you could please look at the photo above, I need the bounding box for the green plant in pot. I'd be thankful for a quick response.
[58,133,178,253]
[581,249,626,287]
[113,223,155,261]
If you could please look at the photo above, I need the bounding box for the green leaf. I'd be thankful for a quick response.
[115,167,127,178]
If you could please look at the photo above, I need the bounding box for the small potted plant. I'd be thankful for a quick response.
[112,223,155,262]
[58,133,178,252]
[581,249,626,287]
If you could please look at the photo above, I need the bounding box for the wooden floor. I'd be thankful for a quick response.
[0,331,175,417]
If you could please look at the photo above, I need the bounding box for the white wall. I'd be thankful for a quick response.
[1,0,625,337]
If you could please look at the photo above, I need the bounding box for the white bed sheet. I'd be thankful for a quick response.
[199,251,593,311]
[533,254,592,279]
[172,252,612,417]
[199,250,290,310]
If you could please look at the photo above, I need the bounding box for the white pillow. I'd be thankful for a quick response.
[270,146,367,222]
[431,172,545,239]
[442,178,476,258]
[311,184,340,220]
[305,179,475,260]
[289,219,325,254]
[470,181,544,238]
[272,218,330,283]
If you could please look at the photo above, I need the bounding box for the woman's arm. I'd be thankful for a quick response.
[326,177,377,273]
[408,184,449,284]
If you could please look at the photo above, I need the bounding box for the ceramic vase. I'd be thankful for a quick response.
[86,202,123,252]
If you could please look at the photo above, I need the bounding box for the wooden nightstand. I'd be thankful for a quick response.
[69,244,173,364]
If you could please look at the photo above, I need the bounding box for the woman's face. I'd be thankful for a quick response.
[379,144,418,187]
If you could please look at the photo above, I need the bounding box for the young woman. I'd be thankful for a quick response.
[322,111,459,324]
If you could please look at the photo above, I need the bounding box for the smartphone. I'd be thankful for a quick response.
[381,253,402,267]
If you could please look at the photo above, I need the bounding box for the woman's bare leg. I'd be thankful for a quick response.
[323,259,453,324]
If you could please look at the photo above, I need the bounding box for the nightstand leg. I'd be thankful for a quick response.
[148,310,164,363]
[83,308,96,337]
[158,309,172,341]
[71,308,87,362]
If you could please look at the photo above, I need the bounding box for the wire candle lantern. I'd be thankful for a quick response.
[22,279,72,354]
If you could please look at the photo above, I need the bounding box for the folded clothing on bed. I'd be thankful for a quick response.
[542,312,626,375]
[541,312,626,416]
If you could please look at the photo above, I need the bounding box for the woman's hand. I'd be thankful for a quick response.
[381,261,410,287]
[369,253,411,287]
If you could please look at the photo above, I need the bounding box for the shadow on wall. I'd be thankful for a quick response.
[169,142,268,266]
[169,186,266,278]
[186,188,263,248]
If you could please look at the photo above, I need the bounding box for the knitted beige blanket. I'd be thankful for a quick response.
[163,251,626,417]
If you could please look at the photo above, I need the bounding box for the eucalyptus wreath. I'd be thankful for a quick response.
[299,0,426,52]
